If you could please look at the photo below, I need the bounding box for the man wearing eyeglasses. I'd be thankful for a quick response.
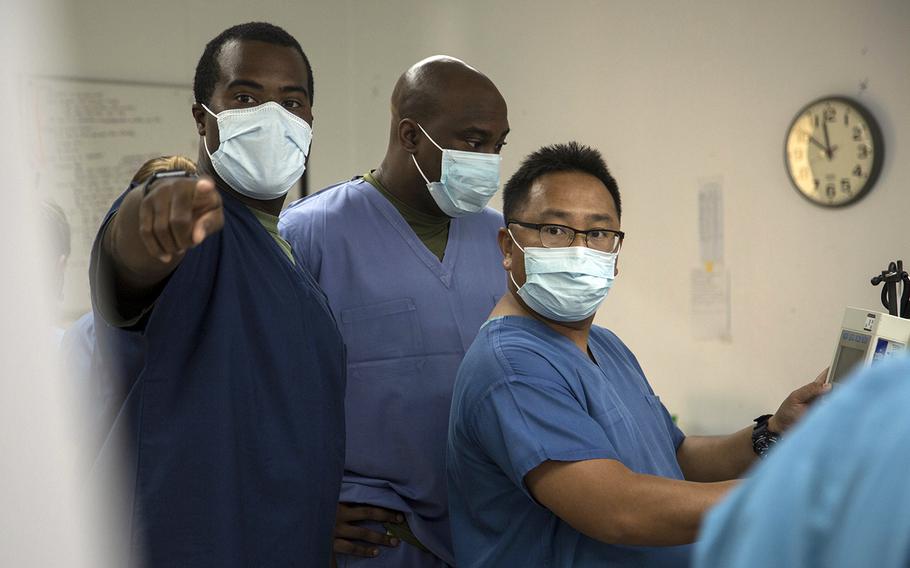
[446,142,828,567]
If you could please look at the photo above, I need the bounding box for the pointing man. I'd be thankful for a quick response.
[91,23,345,566]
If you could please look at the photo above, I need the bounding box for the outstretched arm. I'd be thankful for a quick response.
[96,175,224,322]
[676,369,830,482]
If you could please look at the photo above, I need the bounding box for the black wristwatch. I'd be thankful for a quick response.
[142,169,195,197]
[752,414,780,458]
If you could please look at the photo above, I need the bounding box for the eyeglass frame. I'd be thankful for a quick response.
[507,220,625,253]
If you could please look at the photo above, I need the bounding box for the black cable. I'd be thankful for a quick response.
[871,260,909,318]
[900,269,910,319]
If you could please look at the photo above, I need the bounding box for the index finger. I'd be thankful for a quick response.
[347,506,404,524]
[168,179,197,250]
[192,208,224,245]
[190,177,223,245]
[191,177,219,211]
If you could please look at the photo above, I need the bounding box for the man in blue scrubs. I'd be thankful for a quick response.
[280,56,509,567]
[447,142,828,567]
[90,23,345,566]
[695,355,910,568]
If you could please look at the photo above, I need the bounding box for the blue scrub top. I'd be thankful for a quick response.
[61,312,146,463]
[90,188,347,567]
[447,316,691,567]
[60,313,99,442]
[280,177,505,565]
[695,355,910,568]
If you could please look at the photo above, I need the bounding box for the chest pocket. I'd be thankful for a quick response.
[341,298,423,363]
[643,393,675,435]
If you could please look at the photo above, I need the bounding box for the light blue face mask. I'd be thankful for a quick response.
[411,123,502,217]
[202,102,312,200]
[509,229,617,322]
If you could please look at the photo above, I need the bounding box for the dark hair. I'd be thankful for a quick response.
[193,22,313,106]
[502,141,621,224]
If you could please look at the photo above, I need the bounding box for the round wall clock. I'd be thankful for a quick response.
[784,96,884,207]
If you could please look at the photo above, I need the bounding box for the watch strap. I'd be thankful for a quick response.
[142,169,195,197]
[752,414,780,458]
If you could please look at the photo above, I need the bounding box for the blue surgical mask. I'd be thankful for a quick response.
[509,230,617,322]
[411,123,502,217]
[202,102,312,200]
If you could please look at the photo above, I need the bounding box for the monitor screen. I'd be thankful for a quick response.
[831,344,867,384]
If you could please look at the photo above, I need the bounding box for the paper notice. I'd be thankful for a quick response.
[698,180,724,266]
[691,267,731,341]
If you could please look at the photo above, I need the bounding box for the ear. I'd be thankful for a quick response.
[191,103,207,136]
[614,255,620,277]
[498,227,513,271]
[398,119,421,153]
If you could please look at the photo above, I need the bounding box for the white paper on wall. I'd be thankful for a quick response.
[698,178,724,267]
[691,267,731,341]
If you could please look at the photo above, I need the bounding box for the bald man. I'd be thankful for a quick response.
[280,56,510,567]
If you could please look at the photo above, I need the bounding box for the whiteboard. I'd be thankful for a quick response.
[25,76,200,321]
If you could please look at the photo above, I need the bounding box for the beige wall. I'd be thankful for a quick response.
[45,0,910,433]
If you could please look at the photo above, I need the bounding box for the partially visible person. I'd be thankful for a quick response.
[447,142,828,567]
[40,200,70,343]
[61,155,196,461]
[130,155,198,187]
[90,23,345,567]
[280,55,509,567]
[695,355,910,568]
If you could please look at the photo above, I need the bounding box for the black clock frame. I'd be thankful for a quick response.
[784,95,884,208]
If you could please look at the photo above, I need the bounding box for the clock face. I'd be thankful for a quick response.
[784,97,884,207]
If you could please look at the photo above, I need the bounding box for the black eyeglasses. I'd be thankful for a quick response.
[508,220,624,253]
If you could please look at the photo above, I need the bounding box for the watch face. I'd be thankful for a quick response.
[784,96,884,207]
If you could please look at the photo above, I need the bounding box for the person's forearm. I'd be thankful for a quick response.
[528,459,737,547]
[676,427,755,482]
[602,470,736,546]
[98,175,222,314]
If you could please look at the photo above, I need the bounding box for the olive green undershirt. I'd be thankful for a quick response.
[247,206,295,265]
[363,171,449,261]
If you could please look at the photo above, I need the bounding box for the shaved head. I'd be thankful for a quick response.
[391,55,500,123]
[374,55,509,217]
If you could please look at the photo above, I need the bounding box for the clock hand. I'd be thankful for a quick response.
[822,120,832,160]
[805,134,828,152]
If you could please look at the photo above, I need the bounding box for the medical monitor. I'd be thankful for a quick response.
[827,308,910,384]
